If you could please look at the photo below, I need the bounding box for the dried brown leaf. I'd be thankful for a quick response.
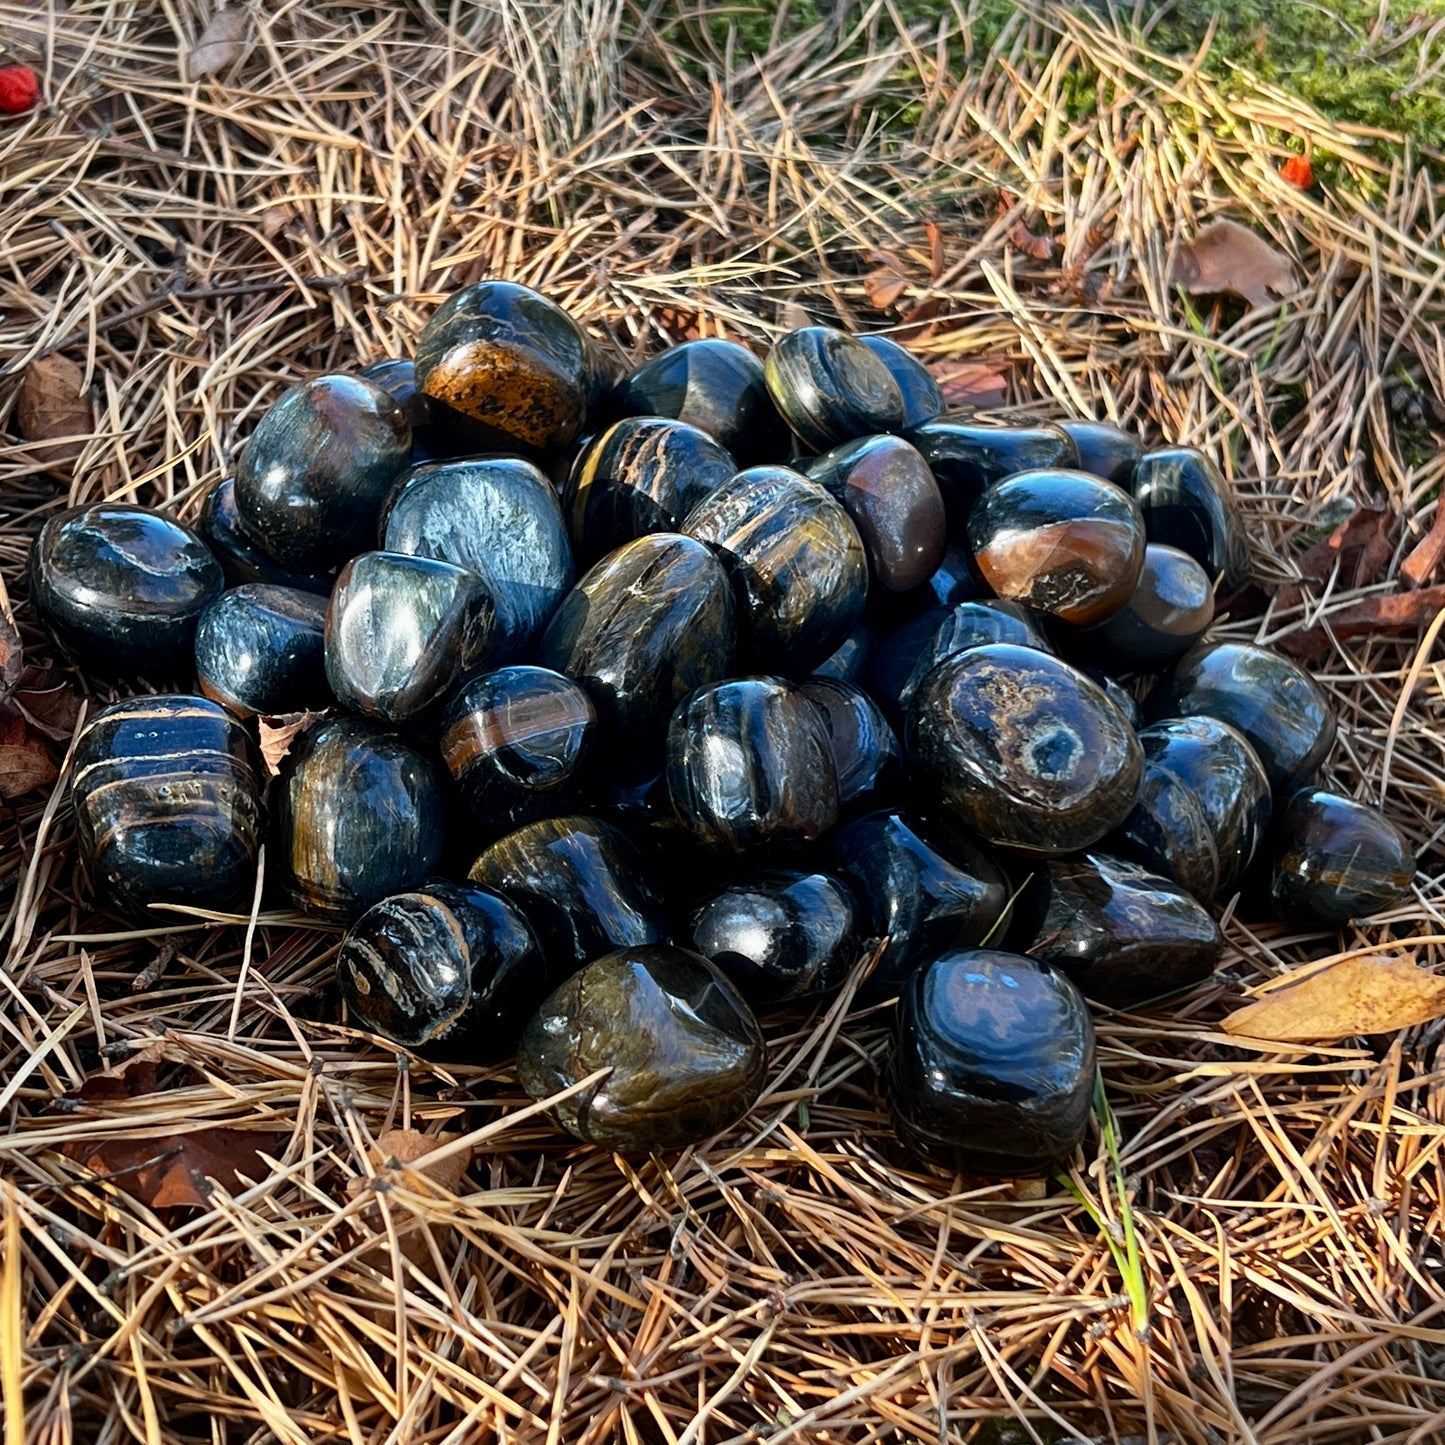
[1277,583,1445,660]
[187,7,250,80]
[258,710,326,779]
[1170,218,1299,310]
[925,221,945,283]
[1007,217,1057,262]
[1276,504,1394,611]
[58,1129,281,1208]
[1223,954,1445,1042]
[65,1043,167,1102]
[0,574,20,706]
[926,358,1008,410]
[16,354,92,477]
[346,1129,468,1268]
[0,712,57,799]
[11,665,82,742]
[1401,506,1445,588]
[863,267,909,311]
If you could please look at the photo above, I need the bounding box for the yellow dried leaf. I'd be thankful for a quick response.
[1170,218,1300,311]
[16,354,93,478]
[187,8,249,81]
[1222,954,1445,1042]
[346,1128,468,1270]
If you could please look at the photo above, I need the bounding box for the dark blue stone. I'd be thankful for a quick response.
[195,584,329,717]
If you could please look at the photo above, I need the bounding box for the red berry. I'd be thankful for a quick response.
[0,64,39,115]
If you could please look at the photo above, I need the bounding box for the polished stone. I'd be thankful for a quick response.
[765,327,905,450]
[194,583,330,718]
[858,334,943,429]
[1130,446,1250,592]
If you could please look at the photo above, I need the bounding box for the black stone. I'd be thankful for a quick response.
[1110,760,1221,902]
[827,808,1011,999]
[686,869,861,1006]
[1147,640,1336,794]
[1009,853,1223,1007]
[199,479,335,595]
[517,945,766,1149]
[764,327,905,450]
[908,421,1076,531]
[275,716,446,923]
[810,620,878,684]
[1056,419,1141,484]
[1130,446,1250,592]
[194,584,330,717]
[325,550,496,724]
[889,949,1095,1177]
[536,533,736,737]
[906,643,1143,856]
[468,814,669,978]
[29,503,224,677]
[70,695,263,923]
[337,881,546,1059]
[799,677,903,815]
[1270,789,1415,924]
[234,374,411,571]
[682,465,867,675]
[666,677,840,856]
[858,334,944,429]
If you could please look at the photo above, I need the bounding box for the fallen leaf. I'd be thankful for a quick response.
[346,1129,468,1269]
[1401,506,1445,589]
[777,300,811,332]
[65,1043,166,1102]
[1170,218,1300,310]
[1223,954,1445,1042]
[863,266,909,311]
[58,1128,281,1207]
[1007,216,1057,262]
[16,354,93,477]
[10,665,82,742]
[1276,504,1394,612]
[0,712,57,799]
[1280,153,1314,189]
[926,358,1008,410]
[187,7,250,80]
[1276,582,1445,661]
[925,221,945,283]
[257,709,326,779]
[0,575,21,706]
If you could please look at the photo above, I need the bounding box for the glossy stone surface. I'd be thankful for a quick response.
[682,466,867,674]
[686,869,860,1006]
[441,666,597,828]
[890,949,1095,1177]
[360,357,450,463]
[765,327,905,451]
[805,435,947,592]
[609,338,790,467]
[1063,543,1214,672]
[871,600,1051,720]
[468,815,669,978]
[1056,419,1141,484]
[666,678,840,855]
[70,695,263,922]
[1110,760,1221,902]
[909,421,1077,529]
[198,479,335,595]
[337,881,546,1058]
[1079,666,1142,729]
[30,504,224,676]
[275,717,446,923]
[810,620,877,684]
[798,677,902,814]
[537,533,736,736]
[195,584,330,717]
[828,808,1011,999]
[1137,716,1271,897]
[967,469,1146,626]
[907,644,1142,856]
[563,417,736,564]
[858,335,944,429]
[1010,854,1223,1007]
[325,551,495,723]
[413,280,594,456]
[381,457,575,661]
[234,374,411,571]
[1271,790,1415,924]
[517,945,766,1150]
[1130,446,1250,592]
[1148,640,1336,793]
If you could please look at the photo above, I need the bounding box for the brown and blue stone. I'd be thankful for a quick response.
[194,584,330,718]
[682,465,867,675]
[765,326,905,450]
[440,666,598,829]
[70,695,263,922]
[537,533,736,737]
[799,676,902,815]
[517,945,766,1150]
[889,948,1095,1177]
[1109,759,1221,902]
[907,643,1142,856]
[30,503,224,677]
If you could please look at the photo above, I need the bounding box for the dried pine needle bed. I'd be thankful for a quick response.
[2,3,1444,1442]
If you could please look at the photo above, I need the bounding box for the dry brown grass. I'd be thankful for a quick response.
[2,1,1445,1441]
